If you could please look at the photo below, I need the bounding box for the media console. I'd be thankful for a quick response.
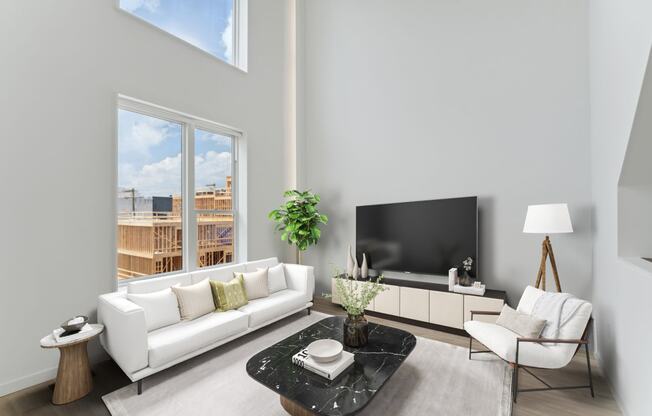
[331,275,507,335]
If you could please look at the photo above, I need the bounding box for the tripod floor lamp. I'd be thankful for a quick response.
[523,203,573,292]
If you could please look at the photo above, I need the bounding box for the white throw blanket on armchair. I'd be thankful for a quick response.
[532,291,585,339]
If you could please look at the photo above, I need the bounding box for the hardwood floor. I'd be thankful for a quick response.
[0,297,621,416]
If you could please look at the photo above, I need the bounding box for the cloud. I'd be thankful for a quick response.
[196,130,231,146]
[222,12,233,63]
[119,150,232,197]
[195,151,232,189]
[120,0,160,13]
[119,114,177,160]
[119,153,182,197]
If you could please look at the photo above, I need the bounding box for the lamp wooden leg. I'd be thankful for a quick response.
[545,238,562,292]
[535,240,547,289]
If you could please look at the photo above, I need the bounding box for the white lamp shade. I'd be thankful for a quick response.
[523,203,573,234]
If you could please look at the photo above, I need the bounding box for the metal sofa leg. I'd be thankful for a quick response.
[585,342,595,398]
[137,379,143,395]
[307,307,311,316]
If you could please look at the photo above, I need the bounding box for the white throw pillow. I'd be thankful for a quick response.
[496,305,546,338]
[171,279,215,320]
[127,288,181,332]
[237,269,269,300]
[259,263,287,293]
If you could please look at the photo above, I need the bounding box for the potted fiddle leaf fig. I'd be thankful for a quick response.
[268,190,328,264]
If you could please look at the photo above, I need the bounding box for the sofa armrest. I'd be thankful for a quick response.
[98,293,148,377]
[284,263,315,302]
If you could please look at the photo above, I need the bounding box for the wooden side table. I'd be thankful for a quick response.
[40,324,104,405]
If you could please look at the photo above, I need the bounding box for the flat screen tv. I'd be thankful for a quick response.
[356,197,477,277]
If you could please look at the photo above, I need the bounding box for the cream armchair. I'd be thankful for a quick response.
[464,286,594,402]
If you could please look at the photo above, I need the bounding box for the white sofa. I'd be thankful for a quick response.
[98,258,314,390]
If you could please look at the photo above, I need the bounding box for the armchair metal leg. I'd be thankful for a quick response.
[585,343,595,398]
[468,336,472,360]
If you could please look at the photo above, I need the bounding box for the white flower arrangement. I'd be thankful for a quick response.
[462,257,473,272]
[327,269,387,317]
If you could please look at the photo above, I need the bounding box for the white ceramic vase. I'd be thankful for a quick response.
[352,257,360,279]
[361,253,369,279]
[346,245,354,276]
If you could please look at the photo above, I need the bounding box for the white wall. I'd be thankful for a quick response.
[0,0,293,395]
[299,0,593,304]
[589,0,652,414]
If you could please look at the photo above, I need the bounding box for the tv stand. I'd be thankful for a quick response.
[331,275,506,334]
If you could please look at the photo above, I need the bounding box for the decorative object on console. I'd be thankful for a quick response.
[268,189,329,264]
[361,253,369,278]
[523,203,573,292]
[331,272,387,347]
[346,244,354,276]
[448,267,458,291]
[453,283,486,296]
[459,256,474,286]
[352,257,360,279]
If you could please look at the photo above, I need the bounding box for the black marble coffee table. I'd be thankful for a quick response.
[246,316,416,416]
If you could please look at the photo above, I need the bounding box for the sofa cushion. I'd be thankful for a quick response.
[244,257,279,272]
[147,310,248,369]
[172,279,215,320]
[237,269,269,300]
[127,273,192,295]
[210,276,248,312]
[464,320,570,369]
[260,263,287,294]
[127,288,181,332]
[238,289,307,328]
[191,264,246,284]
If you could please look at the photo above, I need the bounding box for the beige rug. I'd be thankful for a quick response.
[103,312,512,415]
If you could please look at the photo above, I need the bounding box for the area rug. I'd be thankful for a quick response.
[103,312,512,415]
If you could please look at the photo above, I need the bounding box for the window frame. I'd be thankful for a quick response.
[116,95,243,285]
[115,0,248,72]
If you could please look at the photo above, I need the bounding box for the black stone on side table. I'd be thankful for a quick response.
[246,316,416,416]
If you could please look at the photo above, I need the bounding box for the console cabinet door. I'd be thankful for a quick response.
[463,295,504,323]
[429,291,464,329]
[373,284,400,315]
[399,287,429,322]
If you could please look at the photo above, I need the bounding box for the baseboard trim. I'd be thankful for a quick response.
[0,366,57,398]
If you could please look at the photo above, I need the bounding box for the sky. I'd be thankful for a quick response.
[118,109,232,198]
[120,0,234,63]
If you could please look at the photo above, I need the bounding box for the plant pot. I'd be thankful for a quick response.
[459,271,473,287]
[343,314,368,347]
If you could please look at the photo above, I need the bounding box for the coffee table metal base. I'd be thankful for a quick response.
[280,395,316,416]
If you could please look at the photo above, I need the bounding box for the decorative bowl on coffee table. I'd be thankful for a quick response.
[307,339,343,363]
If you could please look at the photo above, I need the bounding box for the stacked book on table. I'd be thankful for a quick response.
[292,348,354,380]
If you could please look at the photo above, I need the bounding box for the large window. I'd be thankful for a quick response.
[118,0,247,69]
[117,97,239,281]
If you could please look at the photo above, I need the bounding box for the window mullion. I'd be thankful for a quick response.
[185,124,198,273]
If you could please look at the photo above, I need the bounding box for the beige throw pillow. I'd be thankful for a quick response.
[171,279,215,320]
[236,269,269,300]
[258,263,287,293]
[496,304,546,338]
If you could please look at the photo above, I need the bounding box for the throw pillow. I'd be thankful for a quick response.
[496,304,547,338]
[210,275,248,312]
[237,269,269,300]
[127,288,181,332]
[259,263,287,293]
[171,279,215,320]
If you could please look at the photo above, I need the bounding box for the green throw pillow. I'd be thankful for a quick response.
[210,275,248,312]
